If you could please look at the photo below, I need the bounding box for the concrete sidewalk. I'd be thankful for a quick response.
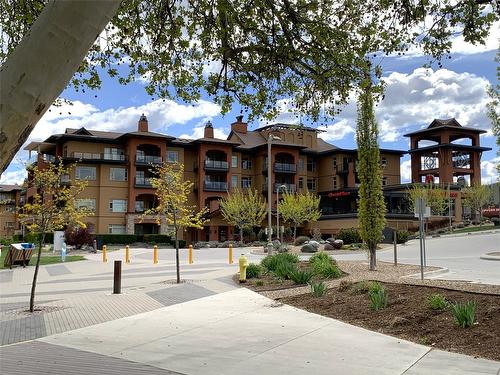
[2,288,498,375]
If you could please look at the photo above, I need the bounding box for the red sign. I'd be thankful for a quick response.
[328,191,350,198]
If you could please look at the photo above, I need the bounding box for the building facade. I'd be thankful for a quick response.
[4,116,489,242]
[0,185,22,238]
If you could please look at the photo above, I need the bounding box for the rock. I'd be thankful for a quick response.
[301,244,318,253]
[389,316,409,328]
[333,239,343,249]
[308,240,320,249]
[326,237,336,245]
[324,243,334,251]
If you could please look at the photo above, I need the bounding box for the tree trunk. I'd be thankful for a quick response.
[173,213,180,284]
[239,227,244,244]
[0,0,121,173]
[293,224,297,242]
[29,234,45,312]
[369,244,377,271]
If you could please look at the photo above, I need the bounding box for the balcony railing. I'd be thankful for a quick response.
[262,183,296,193]
[136,155,162,164]
[68,152,127,162]
[135,177,153,187]
[204,181,228,192]
[204,160,229,171]
[274,162,296,173]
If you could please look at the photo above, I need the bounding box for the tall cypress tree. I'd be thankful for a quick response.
[356,77,386,271]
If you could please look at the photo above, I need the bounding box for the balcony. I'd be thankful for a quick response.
[136,155,162,165]
[0,198,15,205]
[204,160,229,171]
[262,183,296,193]
[135,177,153,188]
[335,164,350,174]
[66,152,127,163]
[60,174,71,185]
[204,181,228,192]
[274,162,296,173]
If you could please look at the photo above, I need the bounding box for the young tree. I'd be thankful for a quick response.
[1,1,497,172]
[462,182,491,224]
[406,183,448,216]
[279,191,321,241]
[486,51,499,175]
[19,162,91,312]
[219,189,266,243]
[146,162,208,283]
[356,77,386,271]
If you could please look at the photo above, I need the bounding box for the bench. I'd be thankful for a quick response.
[4,243,35,269]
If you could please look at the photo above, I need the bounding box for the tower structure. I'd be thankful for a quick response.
[405,119,491,185]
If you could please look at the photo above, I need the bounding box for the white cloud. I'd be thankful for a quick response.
[178,121,229,139]
[400,159,412,183]
[0,169,27,185]
[481,157,499,184]
[318,120,355,142]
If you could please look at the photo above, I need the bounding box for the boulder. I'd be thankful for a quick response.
[333,239,343,249]
[301,244,318,253]
[308,240,320,249]
[324,243,334,251]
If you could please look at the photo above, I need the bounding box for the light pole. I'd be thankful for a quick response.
[267,134,281,254]
[277,184,287,244]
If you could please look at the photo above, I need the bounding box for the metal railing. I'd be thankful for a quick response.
[204,160,229,170]
[274,162,296,173]
[275,183,296,192]
[136,155,162,164]
[135,177,153,187]
[69,152,126,161]
[204,181,228,191]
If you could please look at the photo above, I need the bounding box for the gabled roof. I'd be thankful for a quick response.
[0,184,23,192]
[404,118,487,137]
[66,127,122,139]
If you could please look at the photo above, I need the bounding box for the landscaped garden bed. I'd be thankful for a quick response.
[277,281,500,361]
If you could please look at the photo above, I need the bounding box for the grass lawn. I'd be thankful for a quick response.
[445,224,496,235]
[0,248,86,270]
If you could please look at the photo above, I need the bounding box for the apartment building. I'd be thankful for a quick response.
[16,115,487,243]
[0,185,22,238]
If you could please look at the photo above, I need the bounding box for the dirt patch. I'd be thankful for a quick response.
[278,282,500,361]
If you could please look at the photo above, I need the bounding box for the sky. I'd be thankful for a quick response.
[1,24,499,186]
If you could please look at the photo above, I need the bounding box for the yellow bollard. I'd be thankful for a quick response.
[228,243,233,264]
[153,245,158,264]
[102,245,107,263]
[125,245,130,264]
[188,244,193,264]
[239,254,248,283]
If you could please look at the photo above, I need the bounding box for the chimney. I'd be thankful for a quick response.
[231,115,247,134]
[204,121,214,138]
[138,114,148,132]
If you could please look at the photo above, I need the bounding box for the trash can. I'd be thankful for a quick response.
[96,236,104,250]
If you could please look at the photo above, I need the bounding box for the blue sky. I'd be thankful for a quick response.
[1,28,498,186]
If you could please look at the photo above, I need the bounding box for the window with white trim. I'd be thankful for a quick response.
[167,151,179,163]
[241,177,252,188]
[307,178,316,191]
[76,198,96,212]
[231,175,238,189]
[231,155,238,168]
[109,199,127,212]
[75,166,96,180]
[109,168,127,181]
[108,224,126,234]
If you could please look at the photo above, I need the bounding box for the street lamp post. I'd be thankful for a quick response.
[267,134,281,254]
[277,184,287,244]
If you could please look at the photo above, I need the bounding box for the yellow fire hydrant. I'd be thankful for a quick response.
[239,254,248,283]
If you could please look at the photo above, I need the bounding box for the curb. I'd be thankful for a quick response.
[438,229,500,239]
[480,254,500,261]
[404,267,450,279]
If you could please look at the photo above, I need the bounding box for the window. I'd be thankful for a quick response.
[307,159,316,172]
[109,199,127,212]
[5,222,15,229]
[167,151,179,163]
[307,178,316,191]
[333,177,338,189]
[231,155,238,168]
[104,148,125,161]
[382,177,388,186]
[381,157,388,168]
[241,158,252,170]
[241,177,252,188]
[110,168,127,181]
[231,175,238,189]
[333,157,337,168]
[75,166,96,180]
[108,224,126,234]
[298,177,304,189]
[76,198,96,212]
[135,201,145,213]
[298,158,304,171]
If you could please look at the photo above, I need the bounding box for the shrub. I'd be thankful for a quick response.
[396,230,411,244]
[309,251,334,266]
[246,263,263,279]
[65,227,94,249]
[274,259,297,280]
[310,281,327,297]
[289,269,313,284]
[257,229,268,242]
[261,252,298,272]
[369,285,388,311]
[352,281,372,293]
[337,228,361,244]
[255,280,264,287]
[275,252,299,264]
[261,255,279,271]
[426,294,448,310]
[193,241,209,249]
[26,232,55,245]
[450,301,477,328]
[294,236,310,245]
[143,234,171,244]
[316,263,342,279]
[97,234,139,245]
[368,281,384,295]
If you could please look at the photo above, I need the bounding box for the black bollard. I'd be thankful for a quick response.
[113,260,122,294]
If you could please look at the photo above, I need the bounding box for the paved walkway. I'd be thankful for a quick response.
[1,289,498,375]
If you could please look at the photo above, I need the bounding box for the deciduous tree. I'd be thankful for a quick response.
[19,161,91,312]
[462,182,491,224]
[219,189,266,243]
[356,76,386,271]
[279,191,321,241]
[145,162,208,283]
[406,183,449,216]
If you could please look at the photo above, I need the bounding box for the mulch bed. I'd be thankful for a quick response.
[278,281,500,361]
